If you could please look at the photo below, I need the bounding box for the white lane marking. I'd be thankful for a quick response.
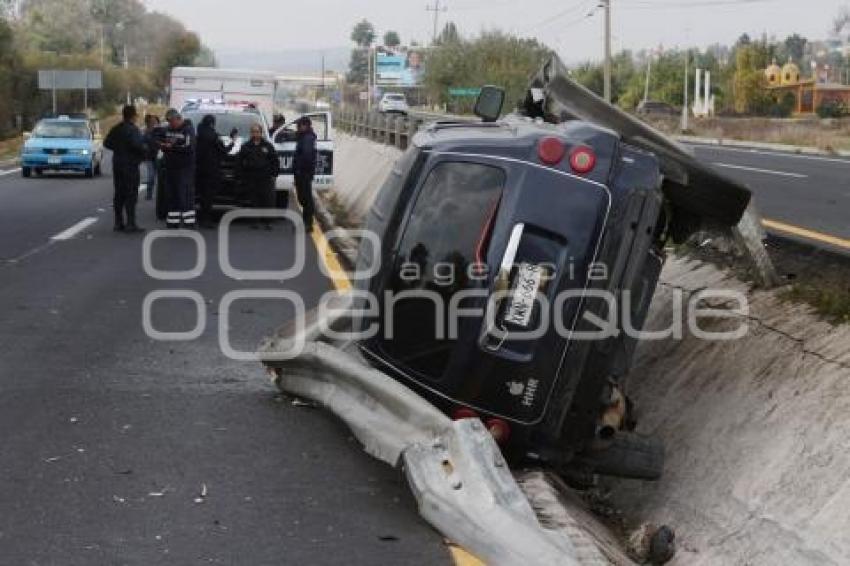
[51,217,99,241]
[688,143,850,165]
[0,168,22,176]
[712,162,808,178]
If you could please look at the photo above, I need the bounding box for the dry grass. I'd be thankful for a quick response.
[0,136,22,161]
[644,115,850,152]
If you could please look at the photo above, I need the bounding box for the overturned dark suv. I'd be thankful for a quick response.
[354,56,751,480]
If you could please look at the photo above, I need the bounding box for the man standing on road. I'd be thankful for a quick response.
[236,123,279,230]
[160,109,196,228]
[103,105,147,233]
[141,114,161,201]
[195,115,236,229]
[293,116,318,232]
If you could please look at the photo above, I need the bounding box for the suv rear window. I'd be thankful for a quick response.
[378,160,505,381]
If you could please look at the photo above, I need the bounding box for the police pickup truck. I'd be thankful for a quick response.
[156,100,334,217]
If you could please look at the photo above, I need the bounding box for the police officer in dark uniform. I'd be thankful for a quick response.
[269,113,286,137]
[293,116,318,232]
[161,109,197,228]
[195,114,237,228]
[236,122,279,230]
[103,105,147,232]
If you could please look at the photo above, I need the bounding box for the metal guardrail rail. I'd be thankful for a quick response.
[334,107,473,150]
[334,108,425,150]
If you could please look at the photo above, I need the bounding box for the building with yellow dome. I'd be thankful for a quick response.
[764,60,781,86]
[764,57,850,114]
[780,60,800,85]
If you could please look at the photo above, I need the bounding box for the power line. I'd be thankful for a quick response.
[622,0,780,8]
[523,0,596,33]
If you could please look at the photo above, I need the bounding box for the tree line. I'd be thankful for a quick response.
[345,16,846,118]
[0,0,214,136]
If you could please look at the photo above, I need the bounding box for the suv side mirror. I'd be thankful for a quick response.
[474,86,505,123]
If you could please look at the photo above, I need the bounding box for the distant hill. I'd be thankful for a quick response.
[215,47,351,75]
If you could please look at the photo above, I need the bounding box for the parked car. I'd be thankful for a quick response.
[20,116,103,178]
[177,100,279,209]
[378,93,409,114]
[636,100,679,116]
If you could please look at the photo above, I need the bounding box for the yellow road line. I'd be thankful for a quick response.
[448,544,486,566]
[310,227,352,291]
[309,225,484,566]
[762,218,850,251]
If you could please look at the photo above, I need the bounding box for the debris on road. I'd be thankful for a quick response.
[626,523,676,565]
[194,483,208,504]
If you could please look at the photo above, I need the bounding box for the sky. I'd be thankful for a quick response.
[143,0,846,67]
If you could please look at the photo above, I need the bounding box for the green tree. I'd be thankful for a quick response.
[347,19,375,85]
[154,31,201,87]
[0,15,17,133]
[383,30,400,48]
[732,44,772,114]
[436,22,460,45]
[350,19,375,47]
[424,31,551,111]
[782,34,807,63]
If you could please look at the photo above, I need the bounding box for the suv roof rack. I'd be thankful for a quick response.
[425,120,502,133]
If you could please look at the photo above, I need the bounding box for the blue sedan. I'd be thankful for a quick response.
[20,117,103,178]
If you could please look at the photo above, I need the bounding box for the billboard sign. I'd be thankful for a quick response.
[38,70,103,90]
[375,49,426,87]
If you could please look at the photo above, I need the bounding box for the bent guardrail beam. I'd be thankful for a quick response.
[259,305,582,565]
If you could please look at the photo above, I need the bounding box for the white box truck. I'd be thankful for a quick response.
[169,67,278,122]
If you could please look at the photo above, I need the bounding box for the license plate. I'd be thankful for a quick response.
[48,156,62,165]
[503,263,543,328]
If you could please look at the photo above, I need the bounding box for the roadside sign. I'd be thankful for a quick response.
[449,87,481,97]
[38,70,103,90]
[38,69,103,113]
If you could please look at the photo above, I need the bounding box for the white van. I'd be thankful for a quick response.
[169,67,278,123]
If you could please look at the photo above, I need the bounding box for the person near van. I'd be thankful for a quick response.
[269,113,286,137]
[293,116,318,232]
[160,109,196,228]
[103,105,147,232]
[195,114,236,228]
[141,114,161,201]
[236,123,279,230]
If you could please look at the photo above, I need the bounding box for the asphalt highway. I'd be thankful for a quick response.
[685,143,850,252]
[0,168,448,565]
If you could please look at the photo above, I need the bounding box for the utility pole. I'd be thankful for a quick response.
[681,49,690,132]
[427,0,448,45]
[643,51,652,104]
[602,0,612,102]
[367,46,373,113]
[123,43,130,105]
[320,53,325,97]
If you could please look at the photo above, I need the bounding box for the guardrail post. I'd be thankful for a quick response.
[394,116,403,149]
[407,119,418,148]
[381,114,389,146]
